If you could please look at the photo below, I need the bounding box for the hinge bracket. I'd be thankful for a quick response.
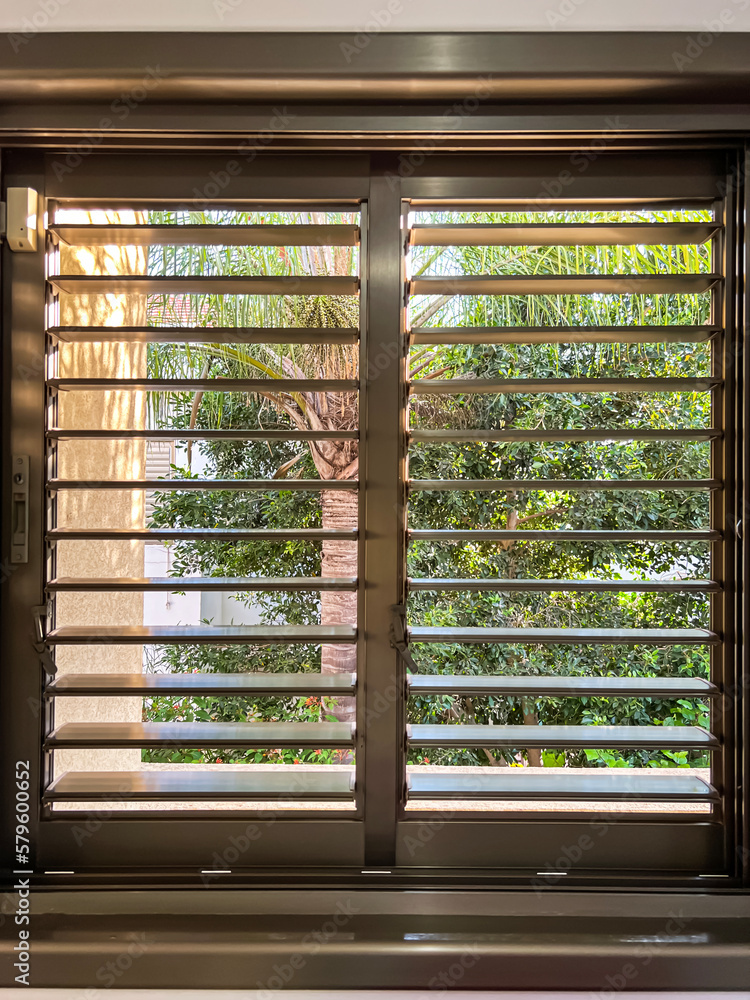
[389,603,417,671]
[32,604,56,677]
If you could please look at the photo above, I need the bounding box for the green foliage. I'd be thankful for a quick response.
[142,640,349,764]
[142,206,716,772]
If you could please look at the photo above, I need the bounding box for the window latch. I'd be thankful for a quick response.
[32,604,56,677]
[11,455,29,564]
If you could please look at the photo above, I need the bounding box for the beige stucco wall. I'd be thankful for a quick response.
[53,210,147,775]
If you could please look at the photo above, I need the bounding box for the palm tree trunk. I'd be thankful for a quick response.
[522,699,543,768]
[320,489,358,736]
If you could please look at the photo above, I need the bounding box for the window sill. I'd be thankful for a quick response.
[3,889,749,990]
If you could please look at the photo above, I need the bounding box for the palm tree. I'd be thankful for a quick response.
[146,205,712,768]
[146,211,363,730]
[146,209,452,732]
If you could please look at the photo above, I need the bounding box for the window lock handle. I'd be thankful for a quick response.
[11,455,29,564]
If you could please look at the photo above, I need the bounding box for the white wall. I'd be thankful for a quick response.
[15,991,750,1000]
[2,0,750,32]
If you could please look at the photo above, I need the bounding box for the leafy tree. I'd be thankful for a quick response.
[406,208,712,768]
[142,207,714,771]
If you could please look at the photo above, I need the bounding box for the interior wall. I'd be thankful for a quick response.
[2,0,750,32]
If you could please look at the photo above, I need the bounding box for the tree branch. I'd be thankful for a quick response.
[516,505,568,526]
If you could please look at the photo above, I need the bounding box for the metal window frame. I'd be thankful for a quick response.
[1,31,750,143]
[2,154,373,873]
[0,33,747,896]
[397,151,741,877]
[0,146,744,886]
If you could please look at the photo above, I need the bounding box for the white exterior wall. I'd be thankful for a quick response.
[1,0,750,32]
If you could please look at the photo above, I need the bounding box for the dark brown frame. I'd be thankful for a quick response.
[0,30,749,990]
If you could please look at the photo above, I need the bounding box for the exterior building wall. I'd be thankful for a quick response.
[52,210,146,776]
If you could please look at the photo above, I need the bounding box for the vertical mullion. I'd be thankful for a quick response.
[44,228,59,801]
[355,200,368,820]
[713,182,735,868]
[361,161,406,865]
[738,147,750,885]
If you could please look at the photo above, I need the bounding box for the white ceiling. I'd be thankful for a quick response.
[2,0,750,32]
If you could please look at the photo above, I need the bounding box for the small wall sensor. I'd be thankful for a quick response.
[6,187,39,251]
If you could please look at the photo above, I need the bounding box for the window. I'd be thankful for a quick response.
[1,149,745,880]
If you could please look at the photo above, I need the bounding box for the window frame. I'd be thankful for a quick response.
[1,147,746,884]
[3,154,378,872]
[395,151,743,877]
[0,25,749,891]
[2,34,750,996]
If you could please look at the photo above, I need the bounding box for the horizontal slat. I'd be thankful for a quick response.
[48,275,359,295]
[47,671,356,697]
[410,200,717,211]
[54,201,360,212]
[407,770,718,802]
[47,527,358,541]
[410,325,719,345]
[49,378,358,392]
[49,326,359,345]
[408,723,718,750]
[48,479,358,492]
[409,529,719,542]
[410,429,719,443]
[46,625,357,645]
[45,721,355,749]
[411,275,721,295]
[49,223,360,247]
[48,576,358,592]
[407,675,718,697]
[44,770,356,803]
[48,429,359,441]
[409,626,718,645]
[410,377,717,395]
[410,479,719,492]
[409,223,721,247]
[408,578,718,593]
